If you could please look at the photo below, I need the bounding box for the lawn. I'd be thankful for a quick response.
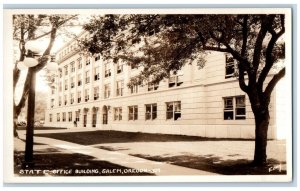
[35,130,252,145]
[34,130,285,175]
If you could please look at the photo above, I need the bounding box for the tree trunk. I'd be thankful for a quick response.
[253,108,270,166]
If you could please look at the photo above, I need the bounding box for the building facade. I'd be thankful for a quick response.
[44,36,286,140]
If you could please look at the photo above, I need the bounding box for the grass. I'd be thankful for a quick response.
[35,130,253,145]
[14,150,153,176]
[130,154,286,175]
[34,130,286,175]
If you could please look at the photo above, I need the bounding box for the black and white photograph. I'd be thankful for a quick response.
[3,8,293,183]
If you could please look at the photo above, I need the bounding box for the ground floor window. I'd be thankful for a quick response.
[224,96,246,120]
[114,107,122,121]
[68,112,72,122]
[92,113,97,127]
[128,105,138,121]
[166,101,181,120]
[49,114,52,122]
[145,103,157,120]
[57,113,60,122]
[75,111,80,121]
[62,112,66,122]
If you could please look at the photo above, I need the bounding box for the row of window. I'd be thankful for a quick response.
[49,96,246,122]
[49,101,182,122]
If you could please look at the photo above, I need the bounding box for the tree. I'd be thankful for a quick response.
[13,14,77,137]
[80,14,286,166]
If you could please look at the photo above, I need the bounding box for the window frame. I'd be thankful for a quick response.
[128,105,138,121]
[145,103,157,120]
[166,101,181,121]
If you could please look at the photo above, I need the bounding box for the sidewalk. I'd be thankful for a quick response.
[17,130,218,176]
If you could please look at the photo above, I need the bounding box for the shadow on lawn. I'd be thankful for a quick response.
[35,130,254,145]
[14,149,153,176]
[131,154,286,175]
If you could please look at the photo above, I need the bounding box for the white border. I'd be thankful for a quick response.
[3,8,293,183]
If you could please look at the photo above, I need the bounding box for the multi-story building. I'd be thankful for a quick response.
[44,34,287,140]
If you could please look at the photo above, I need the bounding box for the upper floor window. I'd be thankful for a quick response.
[85,89,89,102]
[71,62,75,72]
[95,55,101,61]
[105,63,111,77]
[114,107,122,121]
[86,57,91,66]
[130,84,139,94]
[148,82,159,91]
[58,96,62,106]
[117,62,124,74]
[71,77,75,88]
[85,71,90,84]
[145,104,157,120]
[169,74,183,88]
[224,96,246,120]
[128,105,138,121]
[77,91,81,103]
[116,80,124,96]
[104,84,111,99]
[166,101,181,120]
[94,87,99,100]
[94,66,100,81]
[64,95,67,105]
[59,82,62,92]
[59,69,62,78]
[78,74,82,86]
[70,93,74,104]
[225,54,236,79]
[64,79,68,90]
[64,65,68,75]
[51,99,54,108]
[77,57,82,69]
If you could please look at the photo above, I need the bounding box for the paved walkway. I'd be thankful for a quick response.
[17,129,218,176]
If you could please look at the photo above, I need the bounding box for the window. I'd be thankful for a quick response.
[94,87,99,100]
[166,101,181,120]
[71,62,75,72]
[75,111,80,121]
[104,84,110,99]
[86,57,90,65]
[64,65,68,75]
[71,77,75,88]
[117,62,123,74]
[94,67,100,81]
[116,80,124,96]
[128,105,138,121]
[77,57,82,69]
[130,84,139,94]
[49,114,52,122]
[148,82,159,91]
[62,112,66,122]
[59,69,62,78]
[58,96,62,106]
[225,54,236,79]
[104,63,111,77]
[78,74,82,86]
[131,63,138,70]
[85,71,90,84]
[51,99,54,108]
[95,55,101,61]
[77,91,81,103]
[65,79,68,90]
[51,88,55,95]
[68,112,72,122]
[114,107,122,121]
[169,74,183,88]
[57,113,60,122]
[70,93,74,104]
[85,89,89,102]
[59,82,62,92]
[224,96,246,120]
[64,95,67,105]
[145,104,157,120]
